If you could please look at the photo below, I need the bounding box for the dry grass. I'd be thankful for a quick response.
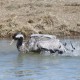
[0,0,80,38]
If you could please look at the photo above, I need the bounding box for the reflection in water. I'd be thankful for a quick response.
[0,39,80,80]
[13,53,60,79]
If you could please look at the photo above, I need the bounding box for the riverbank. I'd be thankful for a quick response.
[0,0,80,38]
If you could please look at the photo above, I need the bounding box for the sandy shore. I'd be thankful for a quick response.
[0,0,80,38]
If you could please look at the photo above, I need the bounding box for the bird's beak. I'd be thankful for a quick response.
[10,40,14,45]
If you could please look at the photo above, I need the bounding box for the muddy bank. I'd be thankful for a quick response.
[0,0,80,38]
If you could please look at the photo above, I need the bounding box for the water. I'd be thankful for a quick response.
[0,39,80,80]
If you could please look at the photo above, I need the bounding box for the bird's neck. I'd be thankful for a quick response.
[17,38,23,49]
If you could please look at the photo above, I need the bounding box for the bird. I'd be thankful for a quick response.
[10,32,66,54]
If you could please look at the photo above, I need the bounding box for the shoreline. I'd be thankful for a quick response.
[0,35,80,40]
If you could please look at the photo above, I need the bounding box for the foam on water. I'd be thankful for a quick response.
[61,39,80,56]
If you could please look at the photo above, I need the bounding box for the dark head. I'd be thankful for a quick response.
[12,32,26,40]
[10,32,26,49]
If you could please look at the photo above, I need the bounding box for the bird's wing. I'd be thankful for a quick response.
[37,39,60,50]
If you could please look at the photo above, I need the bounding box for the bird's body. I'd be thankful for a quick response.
[26,34,66,54]
[28,38,66,54]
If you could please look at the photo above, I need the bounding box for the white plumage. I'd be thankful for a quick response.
[15,34,24,38]
[28,34,66,54]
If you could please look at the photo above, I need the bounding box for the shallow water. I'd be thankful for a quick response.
[0,39,80,80]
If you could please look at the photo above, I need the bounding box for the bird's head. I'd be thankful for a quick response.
[10,32,26,45]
